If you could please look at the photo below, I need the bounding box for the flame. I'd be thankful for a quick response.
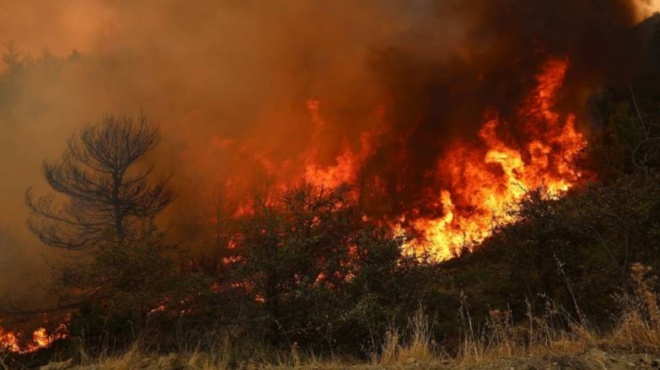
[406,57,586,259]
[303,99,374,189]
[196,56,585,263]
[0,324,67,354]
[0,329,19,353]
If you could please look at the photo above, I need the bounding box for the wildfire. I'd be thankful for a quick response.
[303,99,374,189]
[290,57,585,260]
[406,57,586,259]
[199,56,586,263]
[0,58,583,352]
[0,324,67,354]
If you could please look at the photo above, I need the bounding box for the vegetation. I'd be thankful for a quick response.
[26,114,172,251]
[10,271,660,369]
[25,115,178,349]
[3,30,660,370]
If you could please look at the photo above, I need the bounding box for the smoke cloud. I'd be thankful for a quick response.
[358,0,644,217]
[0,0,653,309]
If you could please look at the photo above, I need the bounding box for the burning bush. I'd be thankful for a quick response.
[172,184,445,355]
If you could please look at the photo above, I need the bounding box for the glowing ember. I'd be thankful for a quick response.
[406,57,586,259]
[0,324,67,354]
[0,330,19,353]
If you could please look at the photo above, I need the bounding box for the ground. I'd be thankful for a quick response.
[35,348,660,370]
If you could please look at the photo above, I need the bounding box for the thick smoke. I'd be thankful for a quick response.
[0,0,653,309]
[359,0,644,218]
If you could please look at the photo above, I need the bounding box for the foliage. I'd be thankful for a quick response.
[439,73,660,332]
[186,184,447,356]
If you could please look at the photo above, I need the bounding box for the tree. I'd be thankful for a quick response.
[26,114,173,250]
[25,115,177,339]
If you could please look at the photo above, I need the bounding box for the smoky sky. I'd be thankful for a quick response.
[357,0,645,218]
[0,0,653,309]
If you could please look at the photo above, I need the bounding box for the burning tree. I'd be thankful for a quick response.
[214,184,429,350]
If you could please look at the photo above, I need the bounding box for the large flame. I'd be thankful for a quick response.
[194,56,586,262]
[0,58,585,349]
[402,57,585,259]
[298,57,585,260]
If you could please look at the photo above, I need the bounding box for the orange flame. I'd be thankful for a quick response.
[303,99,374,189]
[197,56,585,263]
[406,57,586,259]
[0,324,67,354]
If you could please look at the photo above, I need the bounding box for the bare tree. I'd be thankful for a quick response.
[26,114,173,250]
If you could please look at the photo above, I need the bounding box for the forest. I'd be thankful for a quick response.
[1,1,660,369]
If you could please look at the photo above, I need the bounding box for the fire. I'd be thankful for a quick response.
[198,56,585,263]
[0,324,67,354]
[4,58,583,345]
[303,99,373,189]
[406,57,586,259]
[0,330,19,353]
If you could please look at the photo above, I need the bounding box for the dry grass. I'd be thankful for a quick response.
[186,339,231,370]
[607,263,660,353]
[455,263,660,366]
[77,344,149,369]
[370,307,438,367]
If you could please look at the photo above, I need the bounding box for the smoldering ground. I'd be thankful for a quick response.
[0,0,654,310]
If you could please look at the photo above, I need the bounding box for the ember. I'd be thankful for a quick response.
[0,324,67,354]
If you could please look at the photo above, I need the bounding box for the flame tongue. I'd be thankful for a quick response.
[406,57,586,259]
[244,56,586,261]
[0,324,68,354]
[199,56,586,263]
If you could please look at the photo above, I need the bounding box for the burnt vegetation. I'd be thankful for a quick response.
[3,16,660,370]
[14,91,660,366]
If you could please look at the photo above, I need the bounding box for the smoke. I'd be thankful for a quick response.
[0,0,653,308]
[358,0,644,217]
